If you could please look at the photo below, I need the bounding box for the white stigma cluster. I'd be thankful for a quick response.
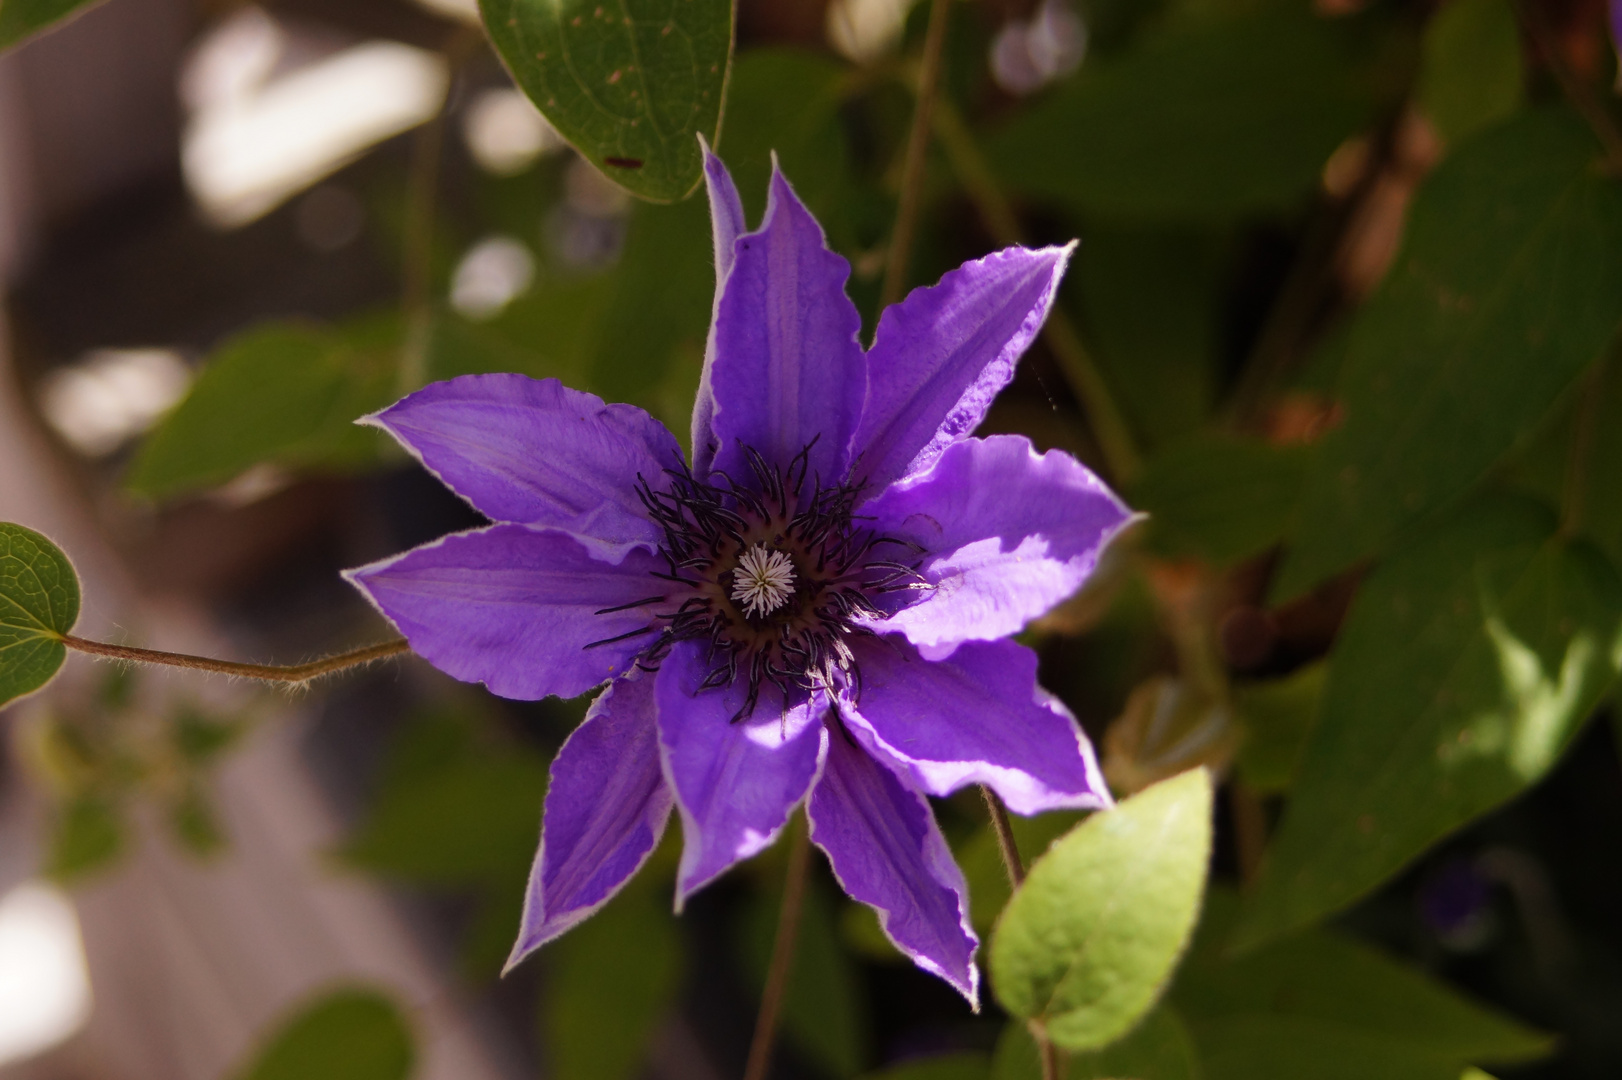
[731,544,797,619]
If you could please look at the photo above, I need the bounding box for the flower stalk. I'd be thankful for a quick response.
[980,786,1061,1080]
[743,814,813,1080]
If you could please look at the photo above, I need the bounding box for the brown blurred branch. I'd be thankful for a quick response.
[881,0,952,309]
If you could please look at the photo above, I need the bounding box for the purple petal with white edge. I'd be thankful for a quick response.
[655,639,829,904]
[864,434,1134,652]
[708,163,866,485]
[842,636,1111,815]
[509,672,672,968]
[809,723,979,1004]
[366,374,680,550]
[851,244,1074,494]
[345,525,663,701]
[692,136,749,476]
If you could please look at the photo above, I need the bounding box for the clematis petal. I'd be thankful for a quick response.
[655,639,829,904]
[365,374,679,550]
[809,724,979,1005]
[864,434,1133,652]
[707,163,866,485]
[851,244,1074,493]
[509,672,672,967]
[692,137,749,476]
[345,524,662,700]
[842,636,1111,815]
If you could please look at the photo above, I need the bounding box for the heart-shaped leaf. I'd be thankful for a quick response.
[0,523,80,708]
[479,0,733,202]
[990,769,1213,1052]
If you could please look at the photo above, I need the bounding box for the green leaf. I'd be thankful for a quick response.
[1275,109,1622,599]
[238,987,413,1080]
[128,319,397,501]
[0,0,106,49]
[1237,496,1622,947]
[543,879,683,1080]
[1233,663,1325,795]
[1133,435,1310,566]
[1177,892,1551,1079]
[991,1005,1200,1080]
[479,0,733,203]
[743,879,867,1077]
[46,794,124,883]
[990,769,1213,1052]
[1415,0,1523,146]
[988,8,1387,222]
[0,523,79,708]
[865,1052,991,1080]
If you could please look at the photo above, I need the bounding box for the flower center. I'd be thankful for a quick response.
[731,544,797,618]
[597,443,925,720]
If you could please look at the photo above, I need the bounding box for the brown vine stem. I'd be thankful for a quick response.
[62,635,412,686]
[931,100,1142,485]
[743,813,812,1080]
[880,0,953,310]
[980,785,1062,1080]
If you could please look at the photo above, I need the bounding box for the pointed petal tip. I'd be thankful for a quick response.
[501,912,580,977]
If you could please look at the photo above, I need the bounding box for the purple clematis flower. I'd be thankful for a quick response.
[344,147,1131,1004]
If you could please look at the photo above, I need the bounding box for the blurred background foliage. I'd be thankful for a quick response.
[1,0,1621,1077]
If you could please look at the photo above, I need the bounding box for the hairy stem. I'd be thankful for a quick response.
[932,101,1142,484]
[62,635,412,685]
[980,786,1062,1080]
[981,783,1026,887]
[743,814,812,1080]
[881,0,953,310]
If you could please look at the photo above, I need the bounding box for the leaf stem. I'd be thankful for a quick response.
[743,813,812,1080]
[880,0,952,310]
[61,635,412,686]
[931,101,1142,484]
[980,785,1061,1080]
